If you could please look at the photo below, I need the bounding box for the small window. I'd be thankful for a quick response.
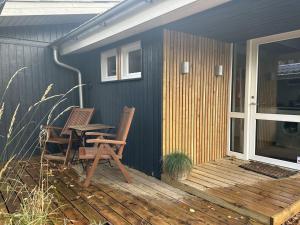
[121,41,142,80]
[101,49,117,82]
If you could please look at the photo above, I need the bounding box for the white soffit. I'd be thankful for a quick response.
[1,1,121,16]
[59,0,231,55]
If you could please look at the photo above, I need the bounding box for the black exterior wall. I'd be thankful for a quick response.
[65,29,163,177]
[0,24,79,160]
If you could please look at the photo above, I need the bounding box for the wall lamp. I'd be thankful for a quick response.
[215,65,224,76]
[181,61,190,75]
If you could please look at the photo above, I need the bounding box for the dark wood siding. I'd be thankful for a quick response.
[66,29,163,177]
[0,24,77,43]
[0,24,79,160]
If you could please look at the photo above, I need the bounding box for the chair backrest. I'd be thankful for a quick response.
[61,107,95,136]
[115,106,135,156]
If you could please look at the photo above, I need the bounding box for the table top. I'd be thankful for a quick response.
[69,124,114,132]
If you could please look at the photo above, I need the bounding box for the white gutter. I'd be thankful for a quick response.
[53,47,84,108]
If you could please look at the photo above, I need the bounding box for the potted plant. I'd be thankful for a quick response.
[163,152,192,181]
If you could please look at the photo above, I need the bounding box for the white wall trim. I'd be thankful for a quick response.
[250,29,300,46]
[227,43,233,155]
[227,43,247,158]
[229,112,245,119]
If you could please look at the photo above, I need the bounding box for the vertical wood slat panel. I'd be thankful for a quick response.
[162,30,231,165]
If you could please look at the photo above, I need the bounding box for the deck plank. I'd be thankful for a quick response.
[95,166,205,225]
[1,158,260,225]
[97,164,241,225]
[126,166,252,225]
[26,162,107,225]
[17,163,72,225]
[163,157,300,225]
[23,162,91,225]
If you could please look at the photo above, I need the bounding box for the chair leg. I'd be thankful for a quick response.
[110,152,132,183]
[83,150,102,188]
[63,134,73,167]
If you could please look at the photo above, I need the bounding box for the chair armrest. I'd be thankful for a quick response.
[42,125,63,130]
[86,139,126,145]
[85,132,116,137]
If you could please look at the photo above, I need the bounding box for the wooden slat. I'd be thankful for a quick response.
[92,163,252,225]
[162,29,231,164]
[16,164,72,225]
[25,162,107,225]
[163,157,300,225]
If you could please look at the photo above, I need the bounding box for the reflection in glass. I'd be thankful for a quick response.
[128,49,141,74]
[256,120,300,163]
[231,42,246,112]
[230,118,244,153]
[107,56,116,77]
[257,38,300,115]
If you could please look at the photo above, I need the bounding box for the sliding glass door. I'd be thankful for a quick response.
[248,31,300,169]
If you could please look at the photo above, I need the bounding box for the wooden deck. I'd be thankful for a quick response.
[0,159,260,225]
[162,157,300,225]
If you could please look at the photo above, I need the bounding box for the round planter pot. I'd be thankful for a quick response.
[170,171,190,181]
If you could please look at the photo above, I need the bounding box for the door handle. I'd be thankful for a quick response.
[250,102,257,106]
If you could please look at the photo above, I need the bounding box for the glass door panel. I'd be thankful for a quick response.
[229,42,246,155]
[230,118,244,153]
[256,120,300,163]
[253,36,300,166]
[257,38,300,115]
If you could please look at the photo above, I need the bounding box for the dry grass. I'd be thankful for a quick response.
[4,183,57,225]
[0,68,84,224]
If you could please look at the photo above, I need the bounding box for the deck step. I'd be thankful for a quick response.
[161,158,300,225]
[162,174,270,224]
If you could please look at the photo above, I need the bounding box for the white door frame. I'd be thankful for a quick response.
[244,29,300,170]
[227,43,249,160]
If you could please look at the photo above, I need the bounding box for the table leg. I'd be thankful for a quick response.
[71,130,80,164]
[79,131,90,170]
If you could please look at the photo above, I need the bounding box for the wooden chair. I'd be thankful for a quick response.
[78,106,135,187]
[43,107,95,166]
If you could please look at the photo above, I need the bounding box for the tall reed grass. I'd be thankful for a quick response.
[0,68,82,224]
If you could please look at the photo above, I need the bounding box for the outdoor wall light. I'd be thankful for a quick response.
[181,61,190,74]
[215,65,224,76]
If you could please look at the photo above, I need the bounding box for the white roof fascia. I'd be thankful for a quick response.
[58,0,231,55]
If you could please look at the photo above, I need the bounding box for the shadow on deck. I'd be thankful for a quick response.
[0,159,259,225]
[162,157,300,225]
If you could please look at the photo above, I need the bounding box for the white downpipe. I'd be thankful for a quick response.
[53,47,84,108]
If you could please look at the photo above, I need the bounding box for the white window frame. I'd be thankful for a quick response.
[101,48,118,82]
[121,41,142,80]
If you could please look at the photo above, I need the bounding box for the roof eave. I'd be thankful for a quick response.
[53,0,231,55]
[50,0,138,48]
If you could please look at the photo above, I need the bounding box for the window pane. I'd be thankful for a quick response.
[128,49,141,74]
[231,43,246,112]
[256,120,300,163]
[257,38,300,115]
[107,56,116,77]
[230,118,244,153]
